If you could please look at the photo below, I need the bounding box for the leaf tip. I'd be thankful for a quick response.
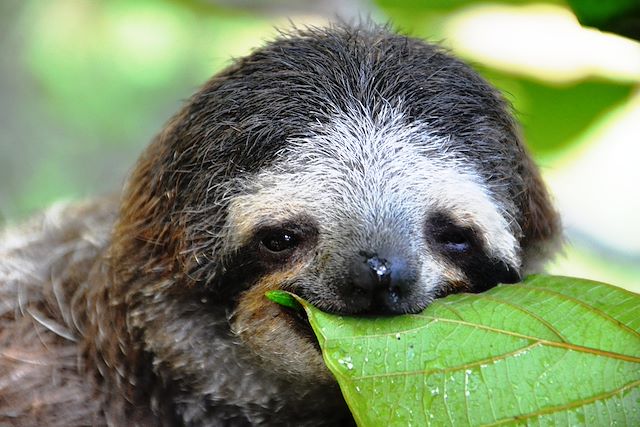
[265,290,303,311]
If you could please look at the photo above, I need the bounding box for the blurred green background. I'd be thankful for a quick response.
[0,0,638,292]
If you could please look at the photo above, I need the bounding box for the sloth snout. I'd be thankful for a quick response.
[347,252,417,315]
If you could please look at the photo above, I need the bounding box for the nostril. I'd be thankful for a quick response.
[350,254,393,294]
[346,252,417,314]
[366,256,391,287]
[387,286,401,305]
[352,285,369,297]
[366,256,391,286]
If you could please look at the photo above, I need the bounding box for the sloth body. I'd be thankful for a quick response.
[0,25,558,426]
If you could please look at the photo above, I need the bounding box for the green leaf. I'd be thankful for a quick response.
[297,275,640,426]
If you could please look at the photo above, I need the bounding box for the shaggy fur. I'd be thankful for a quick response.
[0,24,559,426]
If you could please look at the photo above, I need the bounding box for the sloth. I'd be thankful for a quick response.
[0,24,559,426]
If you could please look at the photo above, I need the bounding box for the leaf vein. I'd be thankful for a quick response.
[481,378,640,426]
[516,284,640,340]
[456,293,568,342]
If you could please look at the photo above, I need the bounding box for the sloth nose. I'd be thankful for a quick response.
[348,252,415,314]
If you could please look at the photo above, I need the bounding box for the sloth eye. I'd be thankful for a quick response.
[254,219,318,263]
[436,227,473,253]
[428,213,477,255]
[260,230,299,253]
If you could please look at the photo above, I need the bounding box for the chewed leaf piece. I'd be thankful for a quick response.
[265,290,303,311]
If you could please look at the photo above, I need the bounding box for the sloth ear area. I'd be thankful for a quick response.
[519,155,562,272]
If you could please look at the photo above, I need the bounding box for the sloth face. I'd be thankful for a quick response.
[227,108,521,316]
[114,26,558,387]
[227,107,525,379]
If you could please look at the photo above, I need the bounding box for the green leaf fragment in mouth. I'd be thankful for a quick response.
[265,289,303,311]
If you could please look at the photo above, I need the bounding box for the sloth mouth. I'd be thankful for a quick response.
[279,300,321,351]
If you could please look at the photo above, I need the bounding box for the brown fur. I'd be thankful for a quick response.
[0,201,116,426]
[231,269,331,382]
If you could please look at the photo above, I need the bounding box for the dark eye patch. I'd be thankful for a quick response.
[426,211,520,293]
[427,212,478,255]
[205,217,318,302]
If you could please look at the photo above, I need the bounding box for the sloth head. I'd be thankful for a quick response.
[102,25,559,387]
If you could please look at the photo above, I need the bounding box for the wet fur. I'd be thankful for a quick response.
[0,24,559,426]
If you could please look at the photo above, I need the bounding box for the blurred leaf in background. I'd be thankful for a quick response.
[0,0,279,220]
[0,0,638,292]
[568,0,640,40]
